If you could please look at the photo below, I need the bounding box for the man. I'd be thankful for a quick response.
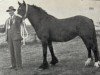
[0,6,23,70]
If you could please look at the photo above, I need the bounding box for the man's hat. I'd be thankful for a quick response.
[6,6,16,12]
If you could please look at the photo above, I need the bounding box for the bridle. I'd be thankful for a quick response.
[23,4,28,20]
[17,4,28,20]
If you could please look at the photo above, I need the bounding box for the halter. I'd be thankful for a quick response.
[18,4,29,45]
[17,4,28,19]
[23,4,28,19]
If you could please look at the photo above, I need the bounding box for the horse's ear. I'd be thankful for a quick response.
[23,0,26,5]
[18,1,21,5]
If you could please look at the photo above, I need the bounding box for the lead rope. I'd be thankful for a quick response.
[21,4,28,45]
[21,20,28,45]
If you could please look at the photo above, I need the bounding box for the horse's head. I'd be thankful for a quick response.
[17,1,28,18]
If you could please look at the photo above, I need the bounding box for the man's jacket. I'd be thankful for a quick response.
[0,15,23,41]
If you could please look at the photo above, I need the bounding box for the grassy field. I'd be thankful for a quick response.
[0,26,100,75]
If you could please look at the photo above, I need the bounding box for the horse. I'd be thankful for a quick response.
[17,1,100,69]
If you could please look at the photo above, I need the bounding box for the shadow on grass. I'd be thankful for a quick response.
[25,40,41,46]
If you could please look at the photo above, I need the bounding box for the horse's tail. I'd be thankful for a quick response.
[91,19,93,23]
[93,26,98,47]
[90,19,97,45]
[91,19,100,60]
[91,19,97,44]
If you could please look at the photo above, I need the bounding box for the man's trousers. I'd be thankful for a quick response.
[7,31,22,68]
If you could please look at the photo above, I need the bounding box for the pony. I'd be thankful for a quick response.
[17,1,100,69]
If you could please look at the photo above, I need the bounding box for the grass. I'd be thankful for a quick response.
[0,26,100,75]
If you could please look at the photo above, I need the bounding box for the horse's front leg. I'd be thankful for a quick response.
[48,41,58,65]
[39,41,49,69]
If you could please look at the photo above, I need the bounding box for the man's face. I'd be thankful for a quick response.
[9,10,14,16]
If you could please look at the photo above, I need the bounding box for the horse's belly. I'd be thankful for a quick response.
[51,33,77,42]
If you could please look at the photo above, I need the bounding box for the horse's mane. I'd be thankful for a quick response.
[32,5,48,15]
[31,4,57,20]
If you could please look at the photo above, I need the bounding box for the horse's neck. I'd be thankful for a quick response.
[27,7,48,31]
[27,12,42,31]
[27,6,57,31]
[28,16,39,31]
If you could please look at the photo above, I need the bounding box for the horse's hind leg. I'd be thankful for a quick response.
[91,37,100,67]
[81,36,100,67]
[48,41,58,65]
[81,37,93,66]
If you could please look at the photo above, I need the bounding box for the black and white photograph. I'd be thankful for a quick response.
[0,0,100,75]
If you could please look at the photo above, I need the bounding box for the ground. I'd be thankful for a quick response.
[0,26,100,75]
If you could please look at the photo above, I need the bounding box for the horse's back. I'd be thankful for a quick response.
[48,16,79,42]
[48,15,95,42]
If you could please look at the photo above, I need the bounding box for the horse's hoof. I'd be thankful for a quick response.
[39,63,49,70]
[50,58,59,65]
[94,61,100,68]
[85,58,92,66]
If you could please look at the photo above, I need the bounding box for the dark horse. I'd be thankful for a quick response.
[17,1,100,69]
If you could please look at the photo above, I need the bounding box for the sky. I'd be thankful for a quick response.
[0,0,100,25]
